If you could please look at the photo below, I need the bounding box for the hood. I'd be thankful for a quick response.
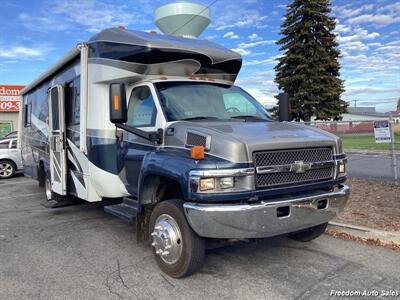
[164,120,339,163]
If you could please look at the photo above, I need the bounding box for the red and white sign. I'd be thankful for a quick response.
[0,85,25,112]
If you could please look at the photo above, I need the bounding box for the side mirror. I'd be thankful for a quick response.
[278,92,291,122]
[109,83,127,124]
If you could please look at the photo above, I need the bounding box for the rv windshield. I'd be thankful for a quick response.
[155,82,271,122]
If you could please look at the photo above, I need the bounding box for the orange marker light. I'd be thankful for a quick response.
[113,95,119,110]
[190,146,205,160]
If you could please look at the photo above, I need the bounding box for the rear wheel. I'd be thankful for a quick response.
[287,223,328,242]
[0,160,16,179]
[149,199,205,278]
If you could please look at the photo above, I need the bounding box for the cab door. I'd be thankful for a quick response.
[123,84,160,196]
[48,85,67,195]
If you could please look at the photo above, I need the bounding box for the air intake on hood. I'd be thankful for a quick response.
[186,131,210,149]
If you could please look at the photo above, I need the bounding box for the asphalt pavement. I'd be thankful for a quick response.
[347,152,398,181]
[1,176,399,300]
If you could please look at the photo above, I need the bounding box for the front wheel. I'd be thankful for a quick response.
[149,199,205,278]
[287,222,328,242]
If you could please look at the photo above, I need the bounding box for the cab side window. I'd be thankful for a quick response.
[127,86,156,127]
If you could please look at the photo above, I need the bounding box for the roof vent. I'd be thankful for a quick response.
[155,2,211,38]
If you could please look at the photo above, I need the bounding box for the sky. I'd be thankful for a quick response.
[0,0,399,112]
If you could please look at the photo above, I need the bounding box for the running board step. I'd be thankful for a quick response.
[104,198,139,222]
[41,198,84,208]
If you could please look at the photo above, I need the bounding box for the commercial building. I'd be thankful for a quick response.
[0,85,24,137]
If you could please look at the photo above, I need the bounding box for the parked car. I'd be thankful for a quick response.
[0,137,23,179]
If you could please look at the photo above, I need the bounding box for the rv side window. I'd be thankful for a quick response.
[65,77,81,126]
[24,103,32,127]
[127,86,156,127]
[50,88,60,131]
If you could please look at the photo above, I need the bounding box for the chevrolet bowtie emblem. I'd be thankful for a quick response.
[290,160,312,173]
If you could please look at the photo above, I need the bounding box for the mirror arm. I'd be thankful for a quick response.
[115,123,163,144]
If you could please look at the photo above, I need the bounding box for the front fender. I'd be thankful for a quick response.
[138,148,219,201]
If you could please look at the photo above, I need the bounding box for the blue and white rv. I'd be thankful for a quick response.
[20,3,349,277]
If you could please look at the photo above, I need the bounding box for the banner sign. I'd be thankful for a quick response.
[373,120,391,143]
[0,85,25,112]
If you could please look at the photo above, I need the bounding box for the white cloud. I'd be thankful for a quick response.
[236,70,279,104]
[0,46,44,59]
[19,0,149,33]
[214,7,267,31]
[223,32,239,39]
[231,48,251,56]
[337,28,380,43]
[334,4,374,18]
[348,14,399,26]
[248,33,262,41]
[377,2,400,15]
[245,57,276,66]
[341,41,369,51]
[343,86,400,96]
[335,23,352,34]
[18,13,69,32]
[341,53,400,72]
[245,88,277,106]
[238,40,275,49]
[54,0,146,32]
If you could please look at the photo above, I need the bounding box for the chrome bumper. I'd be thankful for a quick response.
[183,185,350,239]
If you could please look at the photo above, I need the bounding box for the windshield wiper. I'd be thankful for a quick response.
[230,115,266,121]
[182,116,219,121]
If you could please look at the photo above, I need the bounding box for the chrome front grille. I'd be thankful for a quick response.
[254,148,334,188]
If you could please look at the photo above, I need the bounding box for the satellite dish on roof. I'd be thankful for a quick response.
[155,2,211,38]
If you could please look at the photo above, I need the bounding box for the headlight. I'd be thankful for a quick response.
[200,177,235,191]
[337,160,346,177]
[199,178,215,191]
[189,168,254,193]
[338,163,345,174]
[219,177,234,189]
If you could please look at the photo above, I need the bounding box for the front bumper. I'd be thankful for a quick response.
[183,184,350,239]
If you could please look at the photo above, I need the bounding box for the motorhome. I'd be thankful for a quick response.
[20,3,349,278]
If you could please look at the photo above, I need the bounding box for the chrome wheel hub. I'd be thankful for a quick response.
[151,214,183,265]
[45,178,52,201]
[0,163,13,178]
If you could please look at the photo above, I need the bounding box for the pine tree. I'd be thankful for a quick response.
[275,0,347,121]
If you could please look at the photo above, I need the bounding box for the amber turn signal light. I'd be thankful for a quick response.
[113,95,119,110]
[190,146,205,160]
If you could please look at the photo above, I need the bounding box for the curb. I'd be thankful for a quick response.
[327,221,400,246]
[345,149,400,156]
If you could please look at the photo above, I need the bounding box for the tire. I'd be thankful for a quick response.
[0,160,16,179]
[44,176,66,202]
[38,164,45,187]
[149,199,205,278]
[287,223,328,242]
